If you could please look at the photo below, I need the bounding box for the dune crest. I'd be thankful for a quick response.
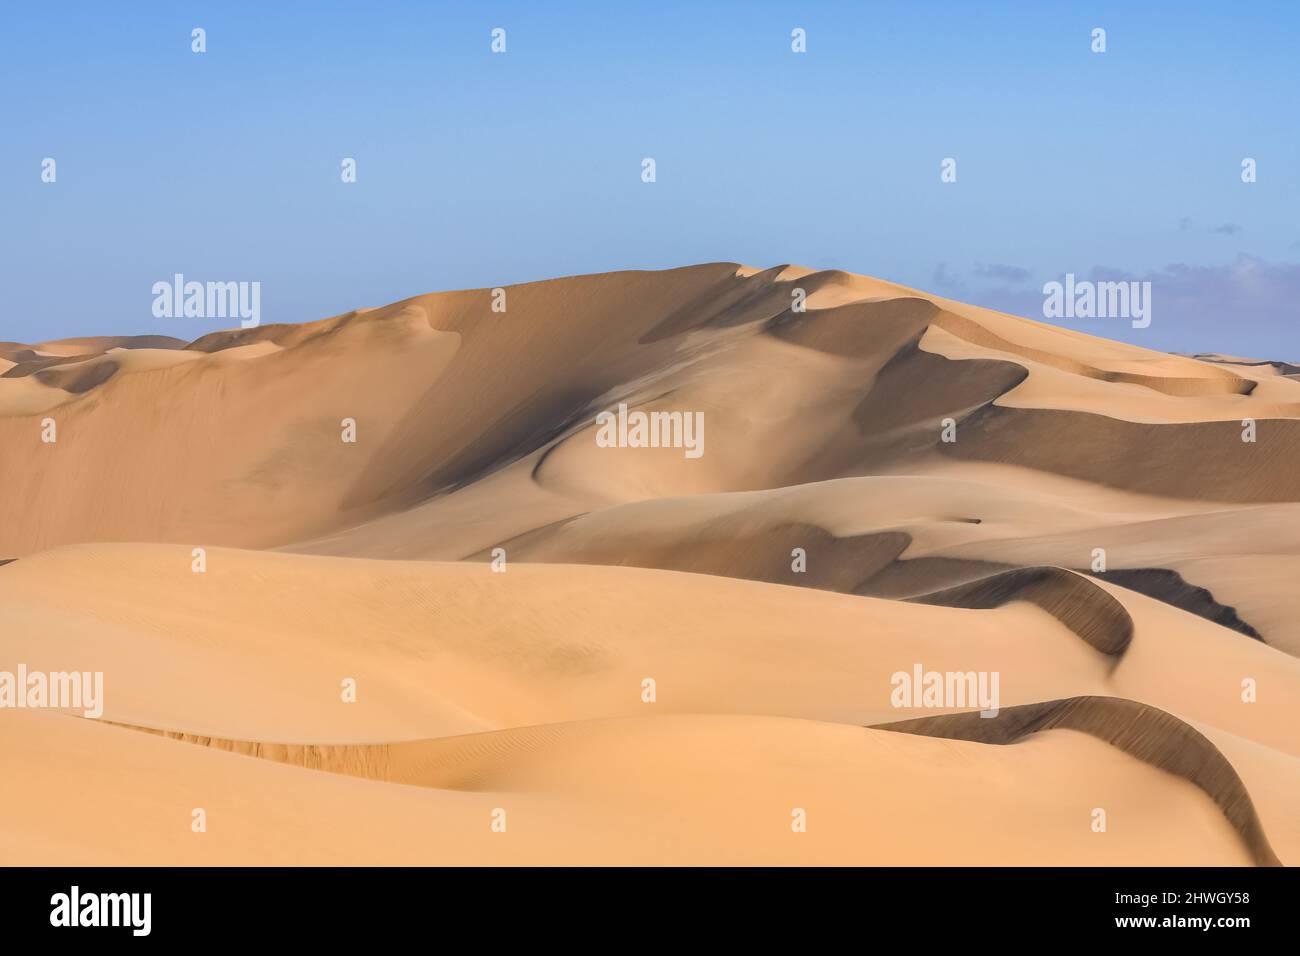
[874,696,1283,867]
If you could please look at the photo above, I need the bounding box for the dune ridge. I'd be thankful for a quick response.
[902,567,1134,658]
[873,696,1283,867]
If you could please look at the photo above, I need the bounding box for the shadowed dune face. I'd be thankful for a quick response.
[850,340,1030,460]
[2,354,87,378]
[947,405,1300,502]
[873,697,1283,867]
[35,358,121,394]
[2,262,1298,866]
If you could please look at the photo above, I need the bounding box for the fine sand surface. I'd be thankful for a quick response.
[1,263,1297,865]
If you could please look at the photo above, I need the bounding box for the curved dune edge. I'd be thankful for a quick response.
[861,556,1268,646]
[103,698,1283,867]
[871,695,1282,867]
[901,566,1134,659]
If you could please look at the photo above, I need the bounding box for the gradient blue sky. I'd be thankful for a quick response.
[3,1,1298,356]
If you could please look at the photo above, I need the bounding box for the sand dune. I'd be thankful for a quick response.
[2,262,1297,865]
[1,709,1258,866]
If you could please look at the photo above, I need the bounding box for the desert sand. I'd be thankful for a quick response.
[1,263,1296,865]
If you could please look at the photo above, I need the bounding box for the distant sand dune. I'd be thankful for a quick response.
[948,405,1300,502]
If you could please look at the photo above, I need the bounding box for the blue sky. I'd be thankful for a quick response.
[3,1,1297,356]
